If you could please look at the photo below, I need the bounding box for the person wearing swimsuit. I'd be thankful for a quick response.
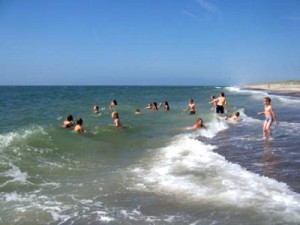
[183,99,197,115]
[209,92,229,114]
[61,114,74,128]
[258,97,279,140]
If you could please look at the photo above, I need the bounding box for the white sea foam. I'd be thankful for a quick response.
[0,163,28,188]
[4,192,24,202]
[225,86,268,96]
[186,115,229,139]
[131,135,300,223]
[238,109,261,124]
[226,86,300,104]
[200,117,229,138]
[0,126,48,151]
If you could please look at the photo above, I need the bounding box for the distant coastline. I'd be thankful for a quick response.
[243,80,300,96]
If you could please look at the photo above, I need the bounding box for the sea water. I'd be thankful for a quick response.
[0,86,299,225]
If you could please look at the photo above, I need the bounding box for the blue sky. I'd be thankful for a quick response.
[0,0,299,85]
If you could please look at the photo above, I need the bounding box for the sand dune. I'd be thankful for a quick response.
[244,81,300,94]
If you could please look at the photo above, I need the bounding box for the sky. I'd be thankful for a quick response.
[0,0,299,85]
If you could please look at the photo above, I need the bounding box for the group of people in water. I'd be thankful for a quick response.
[61,92,279,140]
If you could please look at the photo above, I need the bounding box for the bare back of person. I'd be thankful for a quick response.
[217,96,226,106]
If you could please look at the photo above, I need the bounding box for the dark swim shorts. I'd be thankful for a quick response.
[216,105,224,114]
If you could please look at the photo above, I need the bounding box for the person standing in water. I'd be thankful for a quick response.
[183,99,197,115]
[109,100,117,109]
[145,102,153,110]
[135,108,142,115]
[209,92,229,114]
[258,97,279,140]
[152,102,158,111]
[210,95,217,111]
[93,105,100,114]
[61,114,74,128]
[111,112,122,127]
[163,101,170,111]
[74,118,84,133]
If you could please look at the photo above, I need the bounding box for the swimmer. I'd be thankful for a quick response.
[135,108,142,115]
[209,92,229,114]
[109,100,117,109]
[152,102,158,111]
[145,102,153,110]
[183,99,197,115]
[184,118,205,130]
[163,101,170,111]
[225,111,240,121]
[74,118,84,133]
[93,105,99,114]
[61,114,74,128]
[210,95,217,111]
[111,111,122,127]
[258,97,279,140]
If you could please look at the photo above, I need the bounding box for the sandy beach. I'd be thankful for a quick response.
[244,81,300,95]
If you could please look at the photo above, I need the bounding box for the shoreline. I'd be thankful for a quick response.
[243,82,300,97]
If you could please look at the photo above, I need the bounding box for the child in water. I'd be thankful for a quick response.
[185,118,205,130]
[183,99,197,115]
[135,108,142,115]
[225,112,240,121]
[74,118,84,133]
[109,100,117,109]
[210,95,217,111]
[152,102,158,111]
[93,105,99,114]
[163,101,170,111]
[61,114,74,128]
[258,97,279,140]
[111,112,122,127]
[145,102,153,110]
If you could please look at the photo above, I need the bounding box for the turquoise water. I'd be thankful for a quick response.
[0,86,300,224]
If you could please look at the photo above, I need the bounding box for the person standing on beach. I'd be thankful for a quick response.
[258,97,279,140]
[183,99,197,115]
[209,92,229,114]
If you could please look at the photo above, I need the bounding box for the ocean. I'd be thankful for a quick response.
[0,86,299,225]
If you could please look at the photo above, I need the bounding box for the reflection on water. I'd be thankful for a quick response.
[260,141,281,180]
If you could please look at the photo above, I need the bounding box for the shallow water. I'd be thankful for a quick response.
[0,86,299,224]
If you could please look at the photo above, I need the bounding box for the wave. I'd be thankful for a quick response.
[226,86,300,104]
[0,126,51,189]
[225,86,267,96]
[131,125,300,223]
[0,126,48,152]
